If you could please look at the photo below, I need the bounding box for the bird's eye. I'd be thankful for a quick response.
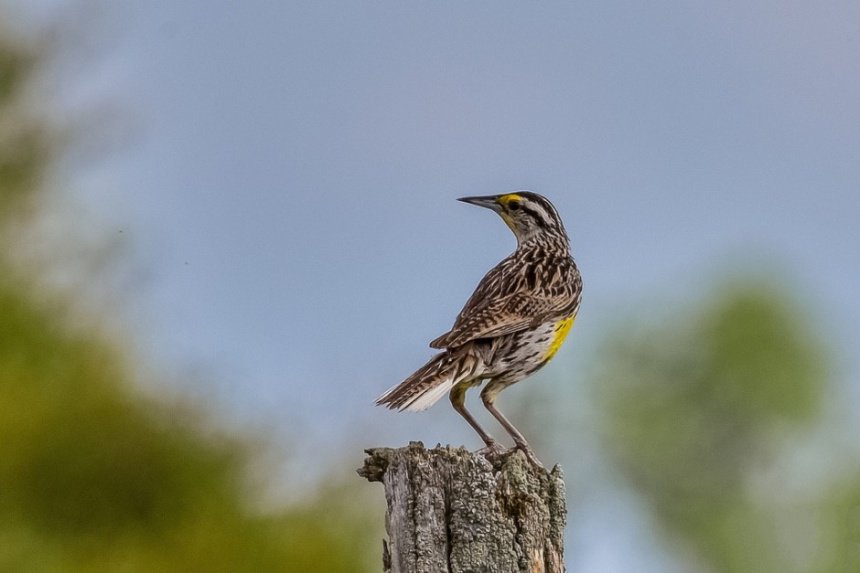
[508,200,521,211]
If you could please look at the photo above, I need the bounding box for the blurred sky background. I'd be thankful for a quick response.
[11,1,860,571]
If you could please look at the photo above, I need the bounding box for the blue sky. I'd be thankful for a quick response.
[19,1,860,570]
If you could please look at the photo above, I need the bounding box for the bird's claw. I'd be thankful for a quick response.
[513,442,545,469]
[476,441,509,461]
[519,447,545,469]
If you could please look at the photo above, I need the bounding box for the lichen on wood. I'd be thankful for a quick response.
[358,442,566,573]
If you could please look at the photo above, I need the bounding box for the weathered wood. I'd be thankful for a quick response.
[357,442,566,573]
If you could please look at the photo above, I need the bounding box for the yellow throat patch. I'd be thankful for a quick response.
[544,316,575,361]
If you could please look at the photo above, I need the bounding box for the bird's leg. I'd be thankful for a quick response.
[449,381,503,453]
[480,385,544,468]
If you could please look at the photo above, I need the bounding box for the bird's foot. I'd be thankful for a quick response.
[476,440,509,462]
[515,443,545,470]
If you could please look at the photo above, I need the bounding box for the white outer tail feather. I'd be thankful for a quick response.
[377,350,485,412]
[401,378,455,411]
[375,377,456,412]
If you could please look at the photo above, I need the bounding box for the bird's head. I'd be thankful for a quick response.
[458,191,568,245]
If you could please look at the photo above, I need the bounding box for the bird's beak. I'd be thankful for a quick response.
[457,195,502,212]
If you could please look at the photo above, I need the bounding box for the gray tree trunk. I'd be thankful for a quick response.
[357,441,566,573]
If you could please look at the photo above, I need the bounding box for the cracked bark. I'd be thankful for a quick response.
[357,442,566,573]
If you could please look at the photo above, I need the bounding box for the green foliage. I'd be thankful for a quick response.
[0,15,378,573]
[593,282,857,573]
[0,31,53,225]
[813,476,860,573]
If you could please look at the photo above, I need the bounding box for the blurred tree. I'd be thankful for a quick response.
[0,12,377,573]
[593,281,859,573]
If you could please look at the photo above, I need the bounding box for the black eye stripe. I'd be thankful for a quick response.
[520,204,540,219]
[522,204,555,229]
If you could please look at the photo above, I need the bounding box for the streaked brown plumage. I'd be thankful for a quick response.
[376,192,582,466]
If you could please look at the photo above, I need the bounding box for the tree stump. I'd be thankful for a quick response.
[357,441,566,573]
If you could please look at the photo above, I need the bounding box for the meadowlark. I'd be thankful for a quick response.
[377,192,582,466]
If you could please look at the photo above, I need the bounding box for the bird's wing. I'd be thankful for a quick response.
[428,293,551,349]
[429,255,580,349]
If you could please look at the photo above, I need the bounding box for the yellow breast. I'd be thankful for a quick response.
[543,316,575,362]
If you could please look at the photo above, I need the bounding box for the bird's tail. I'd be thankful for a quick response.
[376,350,481,412]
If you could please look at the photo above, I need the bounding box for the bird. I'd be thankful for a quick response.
[376,191,582,466]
